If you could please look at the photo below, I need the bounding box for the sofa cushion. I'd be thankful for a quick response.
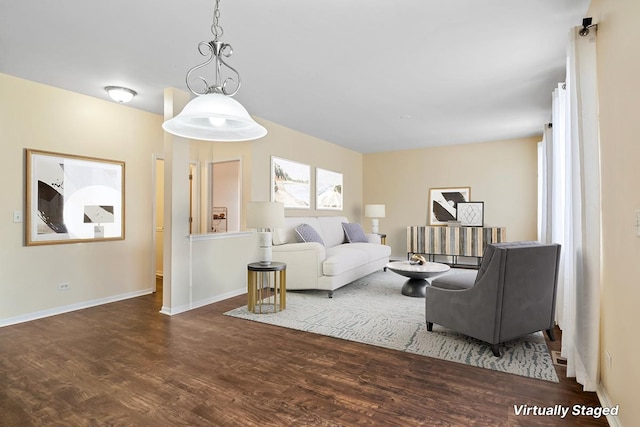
[346,242,392,261]
[317,216,349,247]
[323,245,369,276]
[342,222,368,243]
[295,223,325,245]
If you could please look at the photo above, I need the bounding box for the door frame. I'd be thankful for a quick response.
[207,157,242,233]
[152,155,201,293]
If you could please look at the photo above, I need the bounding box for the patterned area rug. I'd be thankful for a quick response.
[224,270,559,382]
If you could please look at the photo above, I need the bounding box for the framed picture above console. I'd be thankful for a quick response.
[428,187,470,225]
[457,201,484,227]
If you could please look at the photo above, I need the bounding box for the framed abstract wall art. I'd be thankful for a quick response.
[25,149,125,246]
[271,156,310,208]
[316,168,343,210]
[428,187,470,225]
[456,201,484,227]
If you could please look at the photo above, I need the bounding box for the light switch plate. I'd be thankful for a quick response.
[635,210,640,237]
[13,211,23,223]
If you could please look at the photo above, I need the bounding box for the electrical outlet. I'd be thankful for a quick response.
[57,282,71,291]
[605,350,612,369]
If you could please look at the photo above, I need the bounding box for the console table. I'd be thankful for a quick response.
[407,226,506,268]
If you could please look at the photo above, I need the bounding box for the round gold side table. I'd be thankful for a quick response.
[247,262,286,313]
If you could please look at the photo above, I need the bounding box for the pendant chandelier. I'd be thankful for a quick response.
[162,0,267,142]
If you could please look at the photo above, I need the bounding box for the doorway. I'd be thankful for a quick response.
[209,159,241,232]
[154,156,164,294]
[153,157,200,294]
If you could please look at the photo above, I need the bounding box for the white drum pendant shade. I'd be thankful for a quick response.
[162,93,267,142]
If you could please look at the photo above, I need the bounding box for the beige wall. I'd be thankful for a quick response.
[363,137,539,258]
[0,74,164,323]
[0,75,363,323]
[189,119,364,231]
[250,118,364,221]
[588,1,640,425]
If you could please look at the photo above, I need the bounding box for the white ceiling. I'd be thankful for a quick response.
[0,0,590,153]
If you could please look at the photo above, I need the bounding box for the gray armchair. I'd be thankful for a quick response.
[425,241,561,357]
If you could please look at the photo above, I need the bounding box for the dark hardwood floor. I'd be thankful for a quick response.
[0,279,608,426]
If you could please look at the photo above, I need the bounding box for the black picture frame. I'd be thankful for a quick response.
[456,201,484,227]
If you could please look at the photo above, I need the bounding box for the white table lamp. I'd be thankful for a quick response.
[247,201,285,265]
[365,204,386,234]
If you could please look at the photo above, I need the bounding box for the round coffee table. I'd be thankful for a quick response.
[386,260,450,297]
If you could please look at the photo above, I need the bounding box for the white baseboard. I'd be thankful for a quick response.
[159,287,246,316]
[597,383,622,427]
[0,288,154,328]
[0,285,247,324]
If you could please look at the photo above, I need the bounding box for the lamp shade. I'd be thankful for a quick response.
[246,201,285,229]
[365,204,386,218]
[162,93,267,142]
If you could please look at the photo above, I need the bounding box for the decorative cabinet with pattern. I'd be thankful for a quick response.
[406,226,506,268]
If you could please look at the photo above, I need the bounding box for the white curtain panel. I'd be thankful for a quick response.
[565,27,602,392]
[540,27,601,391]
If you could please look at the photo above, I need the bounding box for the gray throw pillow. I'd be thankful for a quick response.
[295,223,325,245]
[342,222,368,243]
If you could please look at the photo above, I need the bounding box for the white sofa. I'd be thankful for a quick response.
[272,216,391,297]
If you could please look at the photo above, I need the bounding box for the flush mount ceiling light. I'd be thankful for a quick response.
[104,86,137,103]
[162,0,267,142]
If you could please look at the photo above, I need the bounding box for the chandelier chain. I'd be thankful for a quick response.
[185,0,241,97]
[211,0,223,40]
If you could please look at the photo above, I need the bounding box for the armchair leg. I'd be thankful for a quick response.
[426,322,433,332]
[545,328,555,341]
[327,290,333,298]
[491,344,501,357]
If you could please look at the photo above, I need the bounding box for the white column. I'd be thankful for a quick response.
[161,88,192,314]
